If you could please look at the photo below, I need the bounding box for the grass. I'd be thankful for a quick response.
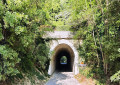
[75,67,105,85]
[74,73,96,85]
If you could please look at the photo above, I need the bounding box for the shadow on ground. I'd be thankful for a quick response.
[45,72,80,85]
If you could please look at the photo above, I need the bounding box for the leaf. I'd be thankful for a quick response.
[0,45,20,80]
[110,70,120,82]
[15,26,26,35]
[118,48,120,53]
[0,28,3,40]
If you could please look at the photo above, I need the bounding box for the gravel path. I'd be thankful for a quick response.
[45,72,80,85]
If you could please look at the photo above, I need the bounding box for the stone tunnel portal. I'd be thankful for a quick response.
[48,44,75,75]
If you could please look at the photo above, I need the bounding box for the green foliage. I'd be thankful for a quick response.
[110,70,120,82]
[4,11,28,28]
[0,45,20,80]
[70,0,120,84]
[0,0,120,84]
[60,56,67,63]
[0,28,3,40]
[15,26,26,35]
[0,0,51,83]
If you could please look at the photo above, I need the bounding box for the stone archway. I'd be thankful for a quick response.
[48,39,79,75]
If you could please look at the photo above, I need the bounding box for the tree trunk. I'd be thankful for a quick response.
[93,30,100,67]
[97,30,106,74]
[91,0,100,67]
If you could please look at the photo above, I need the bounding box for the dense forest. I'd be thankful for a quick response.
[0,0,120,85]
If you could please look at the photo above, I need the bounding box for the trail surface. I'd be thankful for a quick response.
[45,72,80,85]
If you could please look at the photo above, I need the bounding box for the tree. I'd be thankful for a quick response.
[0,0,52,82]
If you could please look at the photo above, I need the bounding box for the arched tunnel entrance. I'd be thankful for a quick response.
[48,43,75,75]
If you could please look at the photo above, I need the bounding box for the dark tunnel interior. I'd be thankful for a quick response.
[55,49,73,72]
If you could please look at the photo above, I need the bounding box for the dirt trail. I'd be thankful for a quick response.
[45,72,80,85]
